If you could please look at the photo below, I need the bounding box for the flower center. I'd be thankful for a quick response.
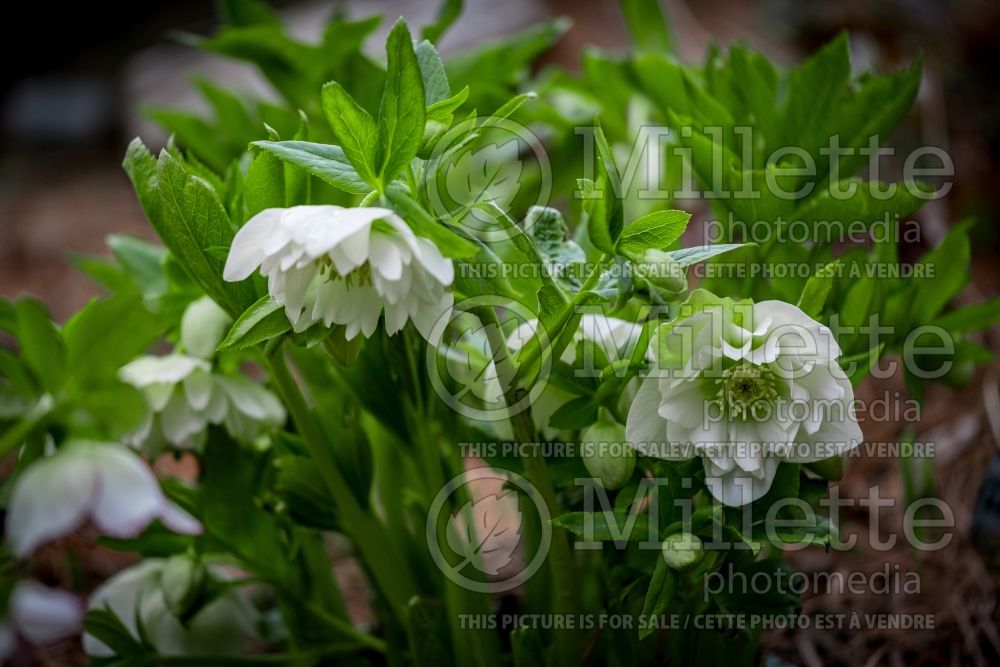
[319,260,373,289]
[715,363,778,420]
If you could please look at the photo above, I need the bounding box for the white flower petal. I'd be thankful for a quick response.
[6,449,97,557]
[704,455,779,506]
[224,208,284,281]
[625,378,671,458]
[10,581,83,646]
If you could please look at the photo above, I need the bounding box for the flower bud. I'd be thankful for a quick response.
[181,296,233,359]
[661,532,704,570]
[580,409,635,490]
[631,249,688,301]
[161,554,207,620]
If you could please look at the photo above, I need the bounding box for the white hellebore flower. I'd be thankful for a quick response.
[83,559,258,658]
[120,296,285,451]
[0,581,83,661]
[223,205,454,342]
[626,297,863,506]
[120,355,285,450]
[5,441,201,557]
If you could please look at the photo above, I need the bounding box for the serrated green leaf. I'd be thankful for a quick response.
[639,559,676,639]
[384,184,478,258]
[667,243,750,266]
[617,210,691,255]
[321,82,380,187]
[252,140,371,194]
[218,296,291,351]
[379,19,426,183]
[14,299,65,391]
[796,261,840,318]
[415,40,450,105]
[552,510,652,542]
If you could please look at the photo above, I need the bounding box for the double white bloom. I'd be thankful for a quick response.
[224,206,454,342]
[627,298,863,506]
[5,441,201,557]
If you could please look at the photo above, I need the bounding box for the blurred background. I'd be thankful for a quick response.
[1,1,998,664]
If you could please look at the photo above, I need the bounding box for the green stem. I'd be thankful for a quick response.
[474,306,581,667]
[303,599,388,653]
[512,254,609,387]
[267,345,416,618]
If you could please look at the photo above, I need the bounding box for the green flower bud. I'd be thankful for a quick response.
[661,532,704,570]
[632,249,688,301]
[161,553,207,620]
[580,409,635,490]
[181,296,233,359]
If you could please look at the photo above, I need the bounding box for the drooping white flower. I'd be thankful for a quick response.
[0,581,83,662]
[83,559,258,658]
[626,297,863,506]
[5,441,201,557]
[120,355,285,451]
[223,205,454,342]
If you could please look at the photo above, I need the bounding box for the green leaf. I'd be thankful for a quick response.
[932,297,1000,335]
[796,261,840,318]
[63,293,163,382]
[244,143,285,219]
[384,184,478,258]
[639,559,676,639]
[415,40,451,105]
[910,220,974,324]
[218,296,292,351]
[379,19,426,183]
[585,125,624,254]
[667,243,750,267]
[156,150,257,315]
[619,0,673,53]
[552,510,652,542]
[14,299,65,391]
[321,82,380,187]
[422,0,463,43]
[107,235,168,300]
[792,179,930,233]
[252,140,371,194]
[777,32,851,166]
[122,138,164,233]
[548,396,597,430]
[617,210,691,255]
[83,609,147,658]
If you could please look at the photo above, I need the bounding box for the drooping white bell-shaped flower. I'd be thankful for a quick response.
[626,296,863,506]
[5,441,201,557]
[119,357,285,452]
[223,206,454,342]
[83,559,258,658]
[0,581,83,662]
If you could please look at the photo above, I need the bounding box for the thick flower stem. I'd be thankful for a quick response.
[267,345,417,618]
[475,306,582,667]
